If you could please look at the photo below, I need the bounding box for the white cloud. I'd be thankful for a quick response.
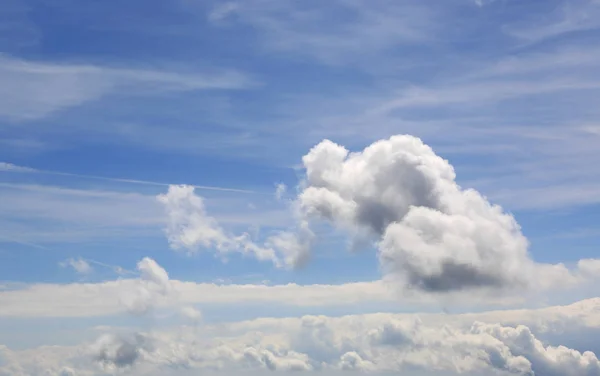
[471,322,600,376]
[0,162,36,172]
[3,257,600,319]
[578,259,600,278]
[137,257,170,293]
[60,258,93,275]
[157,184,310,268]
[0,182,286,245]
[3,297,600,375]
[0,277,393,318]
[180,306,203,322]
[157,185,276,262]
[120,258,172,316]
[274,183,287,200]
[90,332,154,371]
[283,135,594,294]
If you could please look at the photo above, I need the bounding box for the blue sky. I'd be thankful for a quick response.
[2,0,599,283]
[1,0,600,375]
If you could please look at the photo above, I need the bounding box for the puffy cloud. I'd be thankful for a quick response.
[0,344,82,376]
[157,184,312,268]
[338,351,376,371]
[157,185,239,254]
[472,322,600,376]
[239,346,313,371]
[180,306,203,322]
[578,258,600,278]
[287,135,589,294]
[263,223,314,268]
[154,137,600,294]
[138,257,170,293]
[3,298,600,375]
[90,332,154,370]
[60,258,93,275]
[368,317,421,347]
[120,258,172,315]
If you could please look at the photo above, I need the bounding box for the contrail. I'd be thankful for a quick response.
[86,259,137,276]
[0,237,134,276]
[0,234,50,250]
[0,162,257,194]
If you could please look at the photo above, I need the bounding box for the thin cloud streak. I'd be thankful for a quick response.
[0,234,50,250]
[0,162,258,194]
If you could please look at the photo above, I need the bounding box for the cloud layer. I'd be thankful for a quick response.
[3,297,600,375]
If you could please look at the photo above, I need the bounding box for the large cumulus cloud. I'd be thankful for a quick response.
[294,135,567,293]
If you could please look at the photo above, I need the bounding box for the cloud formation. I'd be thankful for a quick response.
[289,135,581,293]
[154,136,600,296]
[3,297,600,375]
[0,162,36,172]
[157,184,311,268]
[90,332,154,370]
[120,257,172,315]
[60,257,93,275]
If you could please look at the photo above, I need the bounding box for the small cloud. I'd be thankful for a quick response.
[180,306,203,322]
[60,258,93,275]
[275,183,287,200]
[0,162,36,172]
[119,257,172,316]
[213,277,232,285]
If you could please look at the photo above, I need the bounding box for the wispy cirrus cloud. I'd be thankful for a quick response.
[206,0,441,66]
[0,161,257,193]
[0,54,256,121]
[504,0,600,44]
[0,161,36,172]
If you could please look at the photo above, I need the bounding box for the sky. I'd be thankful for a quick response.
[1,0,600,375]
